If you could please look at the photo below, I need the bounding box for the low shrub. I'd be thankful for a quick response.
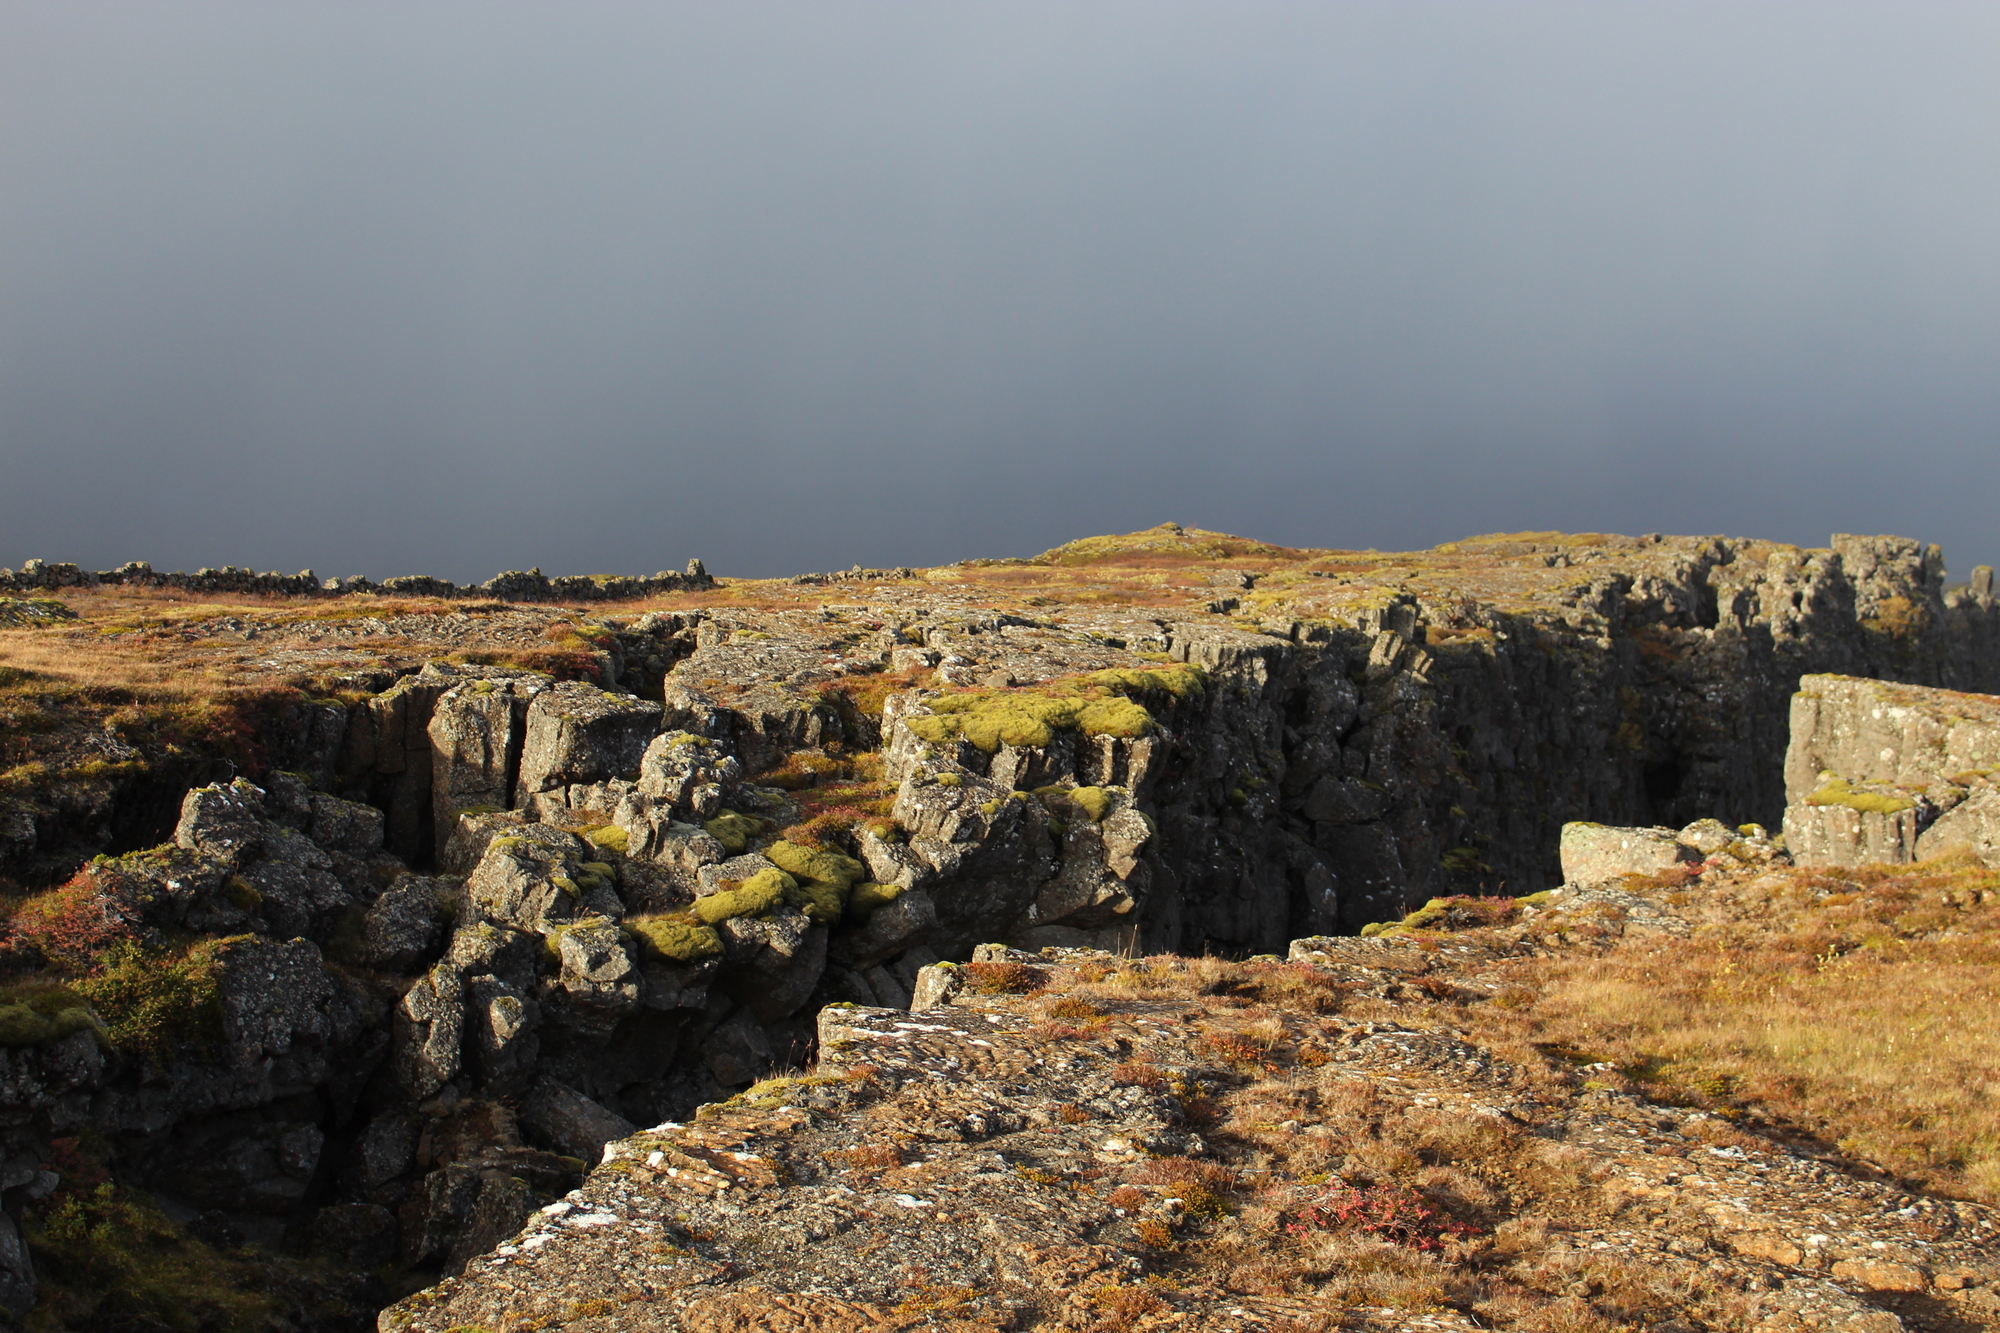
[1285,1181,1477,1250]
[962,960,1045,994]
[75,939,228,1065]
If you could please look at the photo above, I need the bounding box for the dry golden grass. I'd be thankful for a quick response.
[1500,855,2000,1202]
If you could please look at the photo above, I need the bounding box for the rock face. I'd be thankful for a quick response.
[1782,674,2000,867]
[6,525,2000,1325]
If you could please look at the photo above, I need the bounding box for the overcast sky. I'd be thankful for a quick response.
[3,2,1997,582]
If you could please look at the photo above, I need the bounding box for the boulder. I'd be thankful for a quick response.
[829,888,938,970]
[393,963,464,1100]
[909,961,965,1012]
[1917,785,2000,866]
[174,779,270,859]
[518,1077,636,1161]
[427,676,545,853]
[1782,800,1922,868]
[348,1112,420,1196]
[462,825,619,936]
[717,908,827,1023]
[362,876,451,972]
[696,853,779,895]
[516,682,662,800]
[309,791,386,857]
[464,974,540,1093]
[1558,823,1699,885]
[1676,818,1738,856]
[216,936,362,1066]
[552,918,640,1020]
[635,731,743,815]
[439,809,525,876]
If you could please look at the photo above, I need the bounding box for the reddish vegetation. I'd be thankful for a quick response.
[1286,1181,1480,1251]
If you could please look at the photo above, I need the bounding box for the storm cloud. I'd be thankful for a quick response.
[3,2,1996,580]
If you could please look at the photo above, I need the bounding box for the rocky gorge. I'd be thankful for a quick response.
[0,525,1996,1330]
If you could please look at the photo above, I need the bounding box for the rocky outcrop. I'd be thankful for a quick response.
[8,526,2000,1326]
[1782,674,2000,867]
[379,900,2000,1333]
[0,558,714,602]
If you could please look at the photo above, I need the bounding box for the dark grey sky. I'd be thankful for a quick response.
[4,2,1997,582]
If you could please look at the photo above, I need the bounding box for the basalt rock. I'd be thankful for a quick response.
[8,525,2000,1327]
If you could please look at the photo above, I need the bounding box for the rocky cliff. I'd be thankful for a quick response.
[1,525,1998,1328]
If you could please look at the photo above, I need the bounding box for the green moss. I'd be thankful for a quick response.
[75,939,229,1064]
[1806,775,1917,816]
[764,840,865,889]
[694,867,795,924]
[935,771,964,788]
[1515,890,1554,907]
[704,809,766,853]
[625,913,724,962]
[979,799,1002,817]
[1069,787,1113,822]
[550,874,581,898]
[0,1002,101,1046]
[25,1183,285,1331]
[846,880,904,923]
[904,668,1200,755]
[782,878,848,925]
[1087,666,1205,698]
[585,824,630,854]
[224,876,262,911]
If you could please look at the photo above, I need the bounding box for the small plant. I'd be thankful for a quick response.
[824,1144,902,1178]
[1285,1181,1477,1250]
[1133,1218,1175,1247]
[1112,1059,1167,1089]
[75,938,229,1065]
[963,960,1045,994]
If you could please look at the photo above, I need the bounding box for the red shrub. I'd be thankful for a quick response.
[1285,1182,1477,1250]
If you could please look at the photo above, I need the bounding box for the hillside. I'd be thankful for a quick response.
[0,526,1995,1332]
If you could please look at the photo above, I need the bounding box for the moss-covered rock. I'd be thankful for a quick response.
[694,867,795,924]
[1805,775,1917,816]
[704,809,767,854]
[585,823,630,854]
[624,912,724,962]
[845,880,904,923]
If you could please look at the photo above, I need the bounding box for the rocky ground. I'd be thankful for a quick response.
[379,857,2000,1333]
[2,526,1998,1332]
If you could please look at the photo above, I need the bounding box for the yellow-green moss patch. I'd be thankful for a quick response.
[585,823,630,853]
[1806,775,1917,816]
[846,880,904,923]
[625,913,724,962]
[694,868,795,924]
[704,809,767,853]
